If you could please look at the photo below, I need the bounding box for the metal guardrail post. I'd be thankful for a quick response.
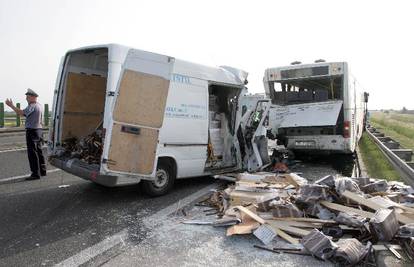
[44,104,49,127]
[16,103,21,127]
[0,102,4,128]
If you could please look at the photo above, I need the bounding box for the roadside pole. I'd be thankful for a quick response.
[44,103,49,127]
[16,103,21,127]
[0,102,4,128]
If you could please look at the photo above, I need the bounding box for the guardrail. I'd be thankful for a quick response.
[0,102,50,128]
[366,126,414,185]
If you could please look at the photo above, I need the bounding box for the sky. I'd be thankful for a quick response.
[0,0,413,110]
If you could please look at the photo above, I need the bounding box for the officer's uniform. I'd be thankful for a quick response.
[24,89,46,178]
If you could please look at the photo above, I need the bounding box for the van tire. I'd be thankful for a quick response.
[141,160,175,197]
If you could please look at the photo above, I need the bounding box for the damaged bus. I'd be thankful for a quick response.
[48,44,269,196]
[264,61,367,154]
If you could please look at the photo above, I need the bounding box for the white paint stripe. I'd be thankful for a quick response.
[55,182,218,266]
[0,145,47,153]
[0,169,60,183]
[55,230,128,267]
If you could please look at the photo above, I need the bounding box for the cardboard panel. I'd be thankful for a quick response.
[61,72,106,139]
[113,70,169,128]
[107,123,158,175]
[62,113,102,139]
[64,72,106,113]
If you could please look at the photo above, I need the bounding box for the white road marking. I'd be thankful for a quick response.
[55,230,128,267]
[0,145,47,153]
[55,182,217,266]
[0,169,60,184]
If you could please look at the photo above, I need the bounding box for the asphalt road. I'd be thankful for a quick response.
[0,147,217,266]
[0,134,401,266]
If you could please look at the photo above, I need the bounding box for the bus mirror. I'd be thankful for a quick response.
[364,92,369,103]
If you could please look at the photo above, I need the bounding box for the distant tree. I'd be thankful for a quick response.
[402,107,408,114]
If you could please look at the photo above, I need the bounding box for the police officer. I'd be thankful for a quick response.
[5,89,47,180]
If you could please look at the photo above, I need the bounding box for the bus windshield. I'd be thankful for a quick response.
[268,75,344,105]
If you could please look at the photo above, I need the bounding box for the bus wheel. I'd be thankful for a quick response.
[142,160,175,197]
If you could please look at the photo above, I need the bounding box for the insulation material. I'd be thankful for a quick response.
[332,239,369,266]
[334,177,360,196]
[253,224,277,245]
[297,184,330,202]
[335,212,367,228]
[362,180,388,193]
[370,208,399,241]
[398,223,414,238]
[301,229,338,260]
[210,128,224,156]
[271,202,303,218]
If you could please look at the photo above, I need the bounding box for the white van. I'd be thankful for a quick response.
[48,44,269,196]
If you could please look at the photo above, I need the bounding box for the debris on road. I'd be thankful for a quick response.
[183,171,414,265]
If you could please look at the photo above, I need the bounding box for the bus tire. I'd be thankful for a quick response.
[141,160,176,197]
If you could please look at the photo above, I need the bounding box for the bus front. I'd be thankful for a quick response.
[264,61,354,154]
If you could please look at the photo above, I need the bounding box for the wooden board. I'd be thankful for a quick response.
[272,227,300,244]
[341,190,414,224]
[62,72,106,139]
[113,70,169,128]
[320,201,375,218]
[235,206,266,224]
[64,72,106,113]
[270,217,336,224]
[62,113,102,139]
[107,123,158,175]
[266,221,311,237]
[226,221,260,236]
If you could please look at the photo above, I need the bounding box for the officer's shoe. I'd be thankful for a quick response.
[26,174,40,180]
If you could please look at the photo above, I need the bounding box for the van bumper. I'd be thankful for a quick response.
[49,157,140,187]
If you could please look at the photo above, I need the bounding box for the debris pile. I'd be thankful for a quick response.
[184,173,414,265]
[62,130,103,164]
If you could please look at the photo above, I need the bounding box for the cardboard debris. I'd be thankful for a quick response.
[296,184,330,202]
[370,208,399,241]
[189,171,414,265]
[332,238,370,265]
[398,223,414,237]
[62,130,103,164]
[335,211,367,228]
[301,229,338,260]
[253,224,277,245]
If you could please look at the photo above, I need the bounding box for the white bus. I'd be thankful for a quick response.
[263,61,367,154]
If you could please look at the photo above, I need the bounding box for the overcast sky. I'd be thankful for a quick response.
[1,0,412,110]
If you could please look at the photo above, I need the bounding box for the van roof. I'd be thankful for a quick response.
[66,43,248,87]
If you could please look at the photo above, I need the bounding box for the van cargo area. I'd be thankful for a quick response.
[49,48,110,183]
[205,85,241,170]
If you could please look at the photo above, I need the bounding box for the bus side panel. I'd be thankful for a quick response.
[158,75,209,178]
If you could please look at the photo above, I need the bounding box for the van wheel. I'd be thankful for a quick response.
[141,161,175,197]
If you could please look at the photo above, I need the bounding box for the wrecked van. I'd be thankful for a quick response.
[48,44,269,196]
[264,61,367,154]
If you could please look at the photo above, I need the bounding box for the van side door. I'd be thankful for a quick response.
[102,49,173,177]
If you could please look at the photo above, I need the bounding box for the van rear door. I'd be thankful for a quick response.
[102,50,173,177]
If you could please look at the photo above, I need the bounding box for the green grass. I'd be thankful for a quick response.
[370,111,414,150]
[359,133,401,181]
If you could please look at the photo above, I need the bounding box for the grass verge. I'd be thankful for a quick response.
[358,132,401,181]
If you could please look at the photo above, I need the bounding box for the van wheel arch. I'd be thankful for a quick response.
[141,157,177,197]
